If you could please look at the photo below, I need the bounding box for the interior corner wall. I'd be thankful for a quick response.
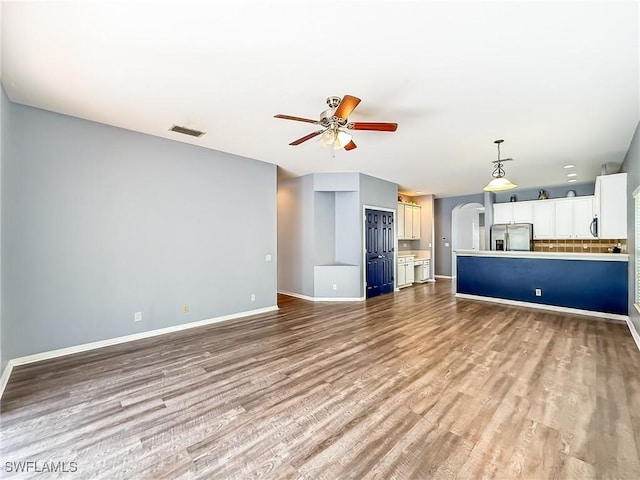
[277,174,314,297]
[621,121,640,335]
[434,193,484,277]
[2,100,277,361]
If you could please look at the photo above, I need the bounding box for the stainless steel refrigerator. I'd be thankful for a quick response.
[490,223,533,251]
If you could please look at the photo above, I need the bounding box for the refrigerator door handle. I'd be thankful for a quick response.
[505,232,510,251]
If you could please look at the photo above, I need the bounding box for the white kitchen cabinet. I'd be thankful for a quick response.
[397,204,405,240]
[397,257,406,286]
[398,203,421,240]
[497,196,595,240]
[554,199,573,239]
[532,201,555,239]
[414,259,431,283]
[573,197,595,238]
[411,206,421,239]
[493,203,512,224]
[493,201,533,225]
[555,196,595,239]
[595,173,627,239]
[397,255,415,288]
[512,202,534,223]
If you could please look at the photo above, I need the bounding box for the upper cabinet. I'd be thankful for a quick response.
[494,196,597,240]
[493,203,513,224]
[494,201,534,225]
[532,201,555,239]
[595,173,627,239]
[397,203,421,240]
[554,197,594,239]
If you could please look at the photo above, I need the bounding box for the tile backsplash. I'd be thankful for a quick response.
[533,239,627,254]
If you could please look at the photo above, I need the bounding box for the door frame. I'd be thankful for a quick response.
[362,205,397,298]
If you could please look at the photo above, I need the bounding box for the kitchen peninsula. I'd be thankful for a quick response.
[455,249,628,319]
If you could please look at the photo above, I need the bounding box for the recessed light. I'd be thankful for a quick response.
[567,173,577,177]
[563,164,575,169]
[416,191,423,194]
[568,179,577,183]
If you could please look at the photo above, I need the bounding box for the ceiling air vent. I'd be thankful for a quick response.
[169,125,206,137]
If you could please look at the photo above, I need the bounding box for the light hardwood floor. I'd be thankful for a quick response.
[2,280,640,479]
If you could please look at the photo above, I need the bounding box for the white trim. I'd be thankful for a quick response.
[626,318,640,353]
[455,293,628,322]
[278,291,364,302]
[0,361,14,400]
[435,275,454,279]
[0,305,278,399]
[455,249,629,262]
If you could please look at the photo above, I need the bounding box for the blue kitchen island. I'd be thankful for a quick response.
[455,250,628,319]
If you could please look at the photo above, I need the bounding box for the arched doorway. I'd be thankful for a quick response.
[451,202,485,277]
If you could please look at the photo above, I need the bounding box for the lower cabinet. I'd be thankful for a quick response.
[414,259,431,282]
[397,256,415,288]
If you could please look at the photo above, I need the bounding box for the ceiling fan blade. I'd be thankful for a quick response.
[344,140,357,151]
[289,130,325,146]
[274,114,319,124]
[333,95,361,119]
[347,122,398,132]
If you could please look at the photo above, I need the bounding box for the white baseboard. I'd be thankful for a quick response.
[0,361,14,400]
[278,291,364,302]
[435,275,454,280]
[626,317,640,353]
[455,293,628,322]
[0,305,278,400]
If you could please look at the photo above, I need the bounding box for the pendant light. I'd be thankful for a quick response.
[483,139,517,192]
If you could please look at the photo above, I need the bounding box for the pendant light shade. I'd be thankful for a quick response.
[484,177,518,191]
[483,139,517,192]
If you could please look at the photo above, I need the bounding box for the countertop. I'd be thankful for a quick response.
[454,249,629,262]
[397,251,431,260]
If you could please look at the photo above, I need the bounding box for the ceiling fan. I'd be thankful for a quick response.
[274,95,398,151]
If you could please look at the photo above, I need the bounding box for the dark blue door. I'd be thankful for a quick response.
[366,209,395,298]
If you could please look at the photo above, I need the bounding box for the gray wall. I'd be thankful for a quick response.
[494,182,595,203]
[0,88,4,372]
[2,99,277,362]
[621,121,640,335]
[434,193,484,276]
[359,173,398,212]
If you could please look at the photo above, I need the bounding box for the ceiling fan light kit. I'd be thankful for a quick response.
[483,139,517,192]
[274,95,398,151]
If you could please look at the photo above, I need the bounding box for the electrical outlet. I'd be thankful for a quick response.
[332,284,337,291]
[535,288,542,297]
[265,254,272,262]
[250,293,256,301]
[182,304,189,313]
[134,312,142,322]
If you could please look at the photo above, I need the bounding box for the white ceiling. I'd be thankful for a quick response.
[2,1,639,197]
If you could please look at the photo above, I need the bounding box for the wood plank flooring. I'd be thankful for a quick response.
[2,280,640,479]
